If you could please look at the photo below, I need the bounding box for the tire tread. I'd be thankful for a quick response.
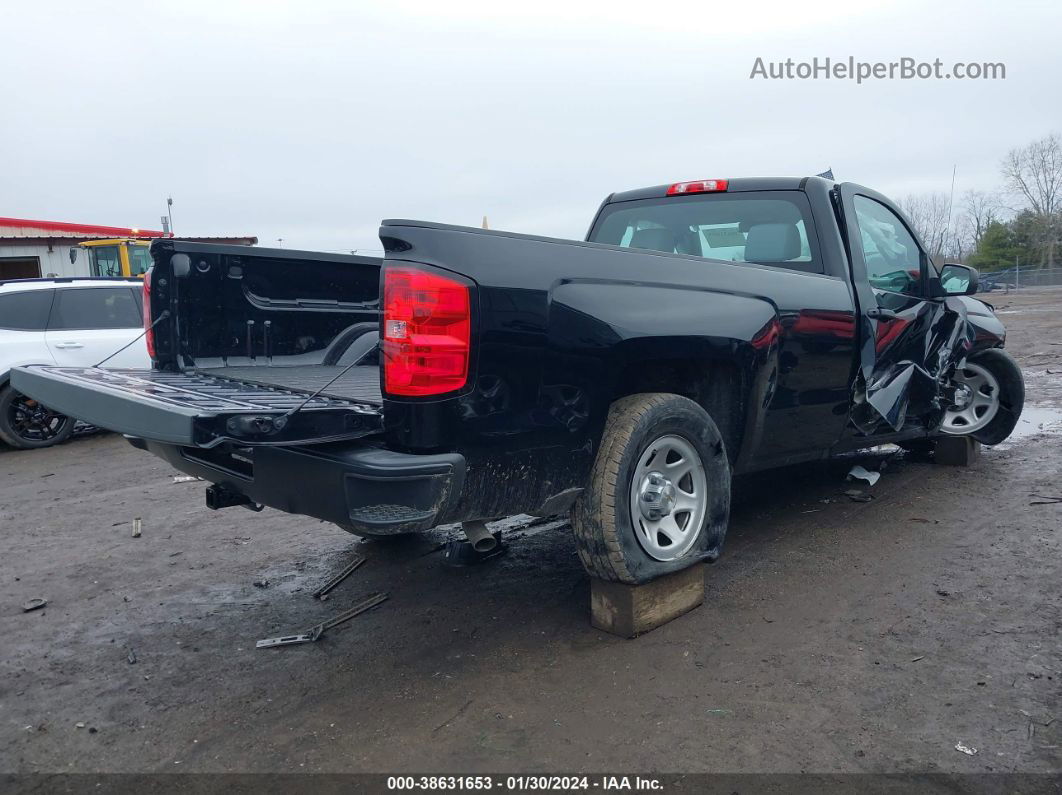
[573,393,695,582]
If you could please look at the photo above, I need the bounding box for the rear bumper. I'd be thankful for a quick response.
[136,438,465,535]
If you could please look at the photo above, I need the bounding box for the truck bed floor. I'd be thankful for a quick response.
[199,365,383,406]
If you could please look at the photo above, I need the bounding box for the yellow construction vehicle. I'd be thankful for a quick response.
[79,238,155,278]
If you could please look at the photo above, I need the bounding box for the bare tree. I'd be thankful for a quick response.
[948,213,974,263]
[899,192,952,258]
[1000,133,1062,265]
[961,189,1000,249]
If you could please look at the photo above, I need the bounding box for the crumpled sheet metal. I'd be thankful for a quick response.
[852,299,976,433]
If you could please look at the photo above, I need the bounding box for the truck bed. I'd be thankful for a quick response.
[198,365,382,406]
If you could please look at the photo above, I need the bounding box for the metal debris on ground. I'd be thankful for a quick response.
[255,627,323,649]
[313,553,366,599]
[954,742,978,755]
[127,649,137,665]
[311,592,389,635]
[172,475,202,484]
[132,518,142,538]
[847,465,881,486]
[252,579,270,588]
[22,597,47,612]
[256,592,388,650]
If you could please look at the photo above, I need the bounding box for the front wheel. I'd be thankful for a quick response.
[0,386,75,450]
[940,348,1024,445]
[572,393,730,585]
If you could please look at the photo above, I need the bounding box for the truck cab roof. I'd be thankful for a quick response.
[606,176,836,204]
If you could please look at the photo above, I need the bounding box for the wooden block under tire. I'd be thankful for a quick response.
[590,564,705,638]
[935,435,981,466]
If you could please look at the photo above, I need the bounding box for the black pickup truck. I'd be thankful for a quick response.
[13,176,1024,585]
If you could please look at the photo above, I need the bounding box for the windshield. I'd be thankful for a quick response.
[589,191,822,274]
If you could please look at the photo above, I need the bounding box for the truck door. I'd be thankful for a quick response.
[836,184,965,434]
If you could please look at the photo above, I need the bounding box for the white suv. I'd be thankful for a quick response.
[0,278,150,449]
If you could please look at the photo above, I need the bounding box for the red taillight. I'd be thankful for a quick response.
[382,266,471,397]
[666,179,729,195]
[143,268,155,359]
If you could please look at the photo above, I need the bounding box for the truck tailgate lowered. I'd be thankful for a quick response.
[11,366,383,448]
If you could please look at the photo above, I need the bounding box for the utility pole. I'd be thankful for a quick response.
[166,196,174,235]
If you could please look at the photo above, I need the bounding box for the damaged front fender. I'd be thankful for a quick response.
[851,297,983,434]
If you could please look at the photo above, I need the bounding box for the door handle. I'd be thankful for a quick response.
[866,307,901,321]
[54,342,85,349]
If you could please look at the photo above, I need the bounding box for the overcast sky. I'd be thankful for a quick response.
[3,0,1059,253]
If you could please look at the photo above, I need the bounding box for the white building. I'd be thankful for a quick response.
[0,217,258,280]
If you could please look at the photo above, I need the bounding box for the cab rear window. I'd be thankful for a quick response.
[589,191,822,274]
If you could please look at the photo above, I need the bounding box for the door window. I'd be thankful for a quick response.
[89,246,122,277]
[0,289,54,330]
[852,196,923,296]
[48,288,142,330]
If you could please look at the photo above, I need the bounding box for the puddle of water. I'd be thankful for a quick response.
[989,405,1062,449]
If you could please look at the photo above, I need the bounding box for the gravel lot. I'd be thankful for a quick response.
[2,289,1060,775]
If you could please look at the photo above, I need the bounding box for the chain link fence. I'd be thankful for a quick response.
[979,266,1062,292]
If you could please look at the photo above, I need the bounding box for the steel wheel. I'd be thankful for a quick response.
[628,434,708,561]
[8,395,71,444]
[941,361,1000,435]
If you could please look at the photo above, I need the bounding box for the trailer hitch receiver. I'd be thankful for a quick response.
[205,484,263,512]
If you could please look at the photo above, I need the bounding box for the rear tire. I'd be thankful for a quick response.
[0,386,75,450]
[572,393,730,585]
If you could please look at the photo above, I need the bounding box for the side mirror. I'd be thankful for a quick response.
[938,263,979,296]
[69,247,79,264]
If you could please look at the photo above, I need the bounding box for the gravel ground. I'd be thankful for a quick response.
[1,289,1060,775]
